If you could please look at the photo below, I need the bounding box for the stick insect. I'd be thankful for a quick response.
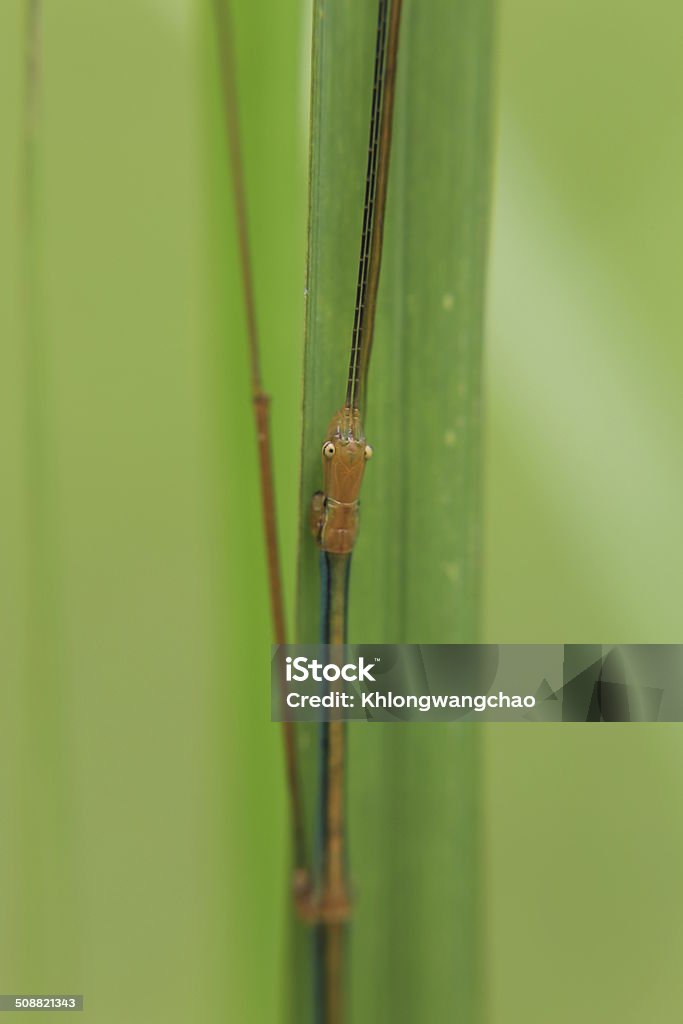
[213,1,403,1020]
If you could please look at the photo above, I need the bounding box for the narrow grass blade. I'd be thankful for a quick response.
[296,0,496,1019]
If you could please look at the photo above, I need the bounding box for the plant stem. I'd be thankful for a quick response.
[211,0,312,908]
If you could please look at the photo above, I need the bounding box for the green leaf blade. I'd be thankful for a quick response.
[296,0,496,1019]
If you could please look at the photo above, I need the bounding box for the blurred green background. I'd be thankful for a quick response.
[2,0,683,1021]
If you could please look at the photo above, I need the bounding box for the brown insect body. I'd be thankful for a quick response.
[310,406,372,555]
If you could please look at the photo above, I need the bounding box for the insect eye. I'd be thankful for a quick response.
[323,442,336,459]
[364,445,374,460]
